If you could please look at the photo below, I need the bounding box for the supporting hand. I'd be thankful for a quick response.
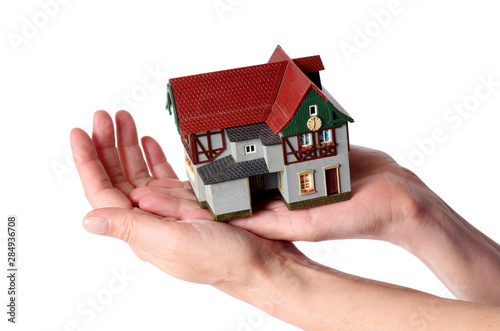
[132,135,500,306]
[72,111,500,330]
[70,110,297,286]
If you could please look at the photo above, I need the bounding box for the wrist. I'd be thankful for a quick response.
[373,165,453,254]
[214,242,319,323]
[391,186,500,304]
[394,185,461,260]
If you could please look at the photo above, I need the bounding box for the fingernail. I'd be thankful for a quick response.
[83,217,109,235]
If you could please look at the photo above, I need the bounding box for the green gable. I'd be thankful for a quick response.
[281,88,352,137]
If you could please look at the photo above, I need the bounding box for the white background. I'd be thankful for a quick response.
[1,0,500,330]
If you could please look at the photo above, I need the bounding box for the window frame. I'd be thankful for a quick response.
[244,144,256,155]
[309,105,318,117]
[277,171,284,193]
[185,156,195,182]
[297,169,316,195]
[319,129,332,144]
[299,133,313,147]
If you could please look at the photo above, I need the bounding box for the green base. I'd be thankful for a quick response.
[208,206,252,222]
[198,200,208,209]
[195,196,252,222]
[281,192,351,210]
[194,184,351,221]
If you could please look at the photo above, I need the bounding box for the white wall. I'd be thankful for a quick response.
[1,1,499,330]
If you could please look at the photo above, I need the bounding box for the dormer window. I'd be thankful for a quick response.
[244,144,256,154]
[309,105,318,117]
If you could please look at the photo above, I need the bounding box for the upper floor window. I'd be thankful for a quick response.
[244,144,256,154]
[309,105,318,117]
[282,127,338,165]
[299,133,313,147]
[319,129,332,144]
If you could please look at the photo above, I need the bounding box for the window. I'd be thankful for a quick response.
[191,129,226,164]
[299,133,313,147]
[319,129,332,144]
[283,128,338,165]
[309,105,318,117]
[277,171,284,192]
[244,144,256,154]
[185,156,195,181]
[298,170,315,195]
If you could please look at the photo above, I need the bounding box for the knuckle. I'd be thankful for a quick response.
[113,213,139,245]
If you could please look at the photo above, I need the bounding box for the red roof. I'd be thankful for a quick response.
[292,55,324,73]
[269,46,324,72]
[170,45,350,135]
[268,45,291,63]
[266,61,327,133]
[170,61,287,135]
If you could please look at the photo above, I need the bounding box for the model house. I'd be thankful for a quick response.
[166,46,354,221]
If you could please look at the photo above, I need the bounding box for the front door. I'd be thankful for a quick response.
[325,168,339,195]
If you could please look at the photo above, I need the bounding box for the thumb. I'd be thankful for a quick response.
[82,207,167,245]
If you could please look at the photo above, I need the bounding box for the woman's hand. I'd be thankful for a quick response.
[72,110,500,329]
[70,110,300,287]
[131,131,500,306]
[132,143,427,245]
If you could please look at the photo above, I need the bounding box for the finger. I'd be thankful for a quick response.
[228,200,303,240]
[115,110,153,187]
[82,207,177,246]
[230,191,374,242]
[228,199,337,242]
[148,178,191,190]
[129,186,197,205]
[82,208,213,281]
[138,194,212,220]
[70,128,132,209]
[349,145,395,180]
[141,136,179,179]
[92,110,134,196]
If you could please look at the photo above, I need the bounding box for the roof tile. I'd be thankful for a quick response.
[225,122,281,146]
[170,45,352,137]
[292,55,324,73]
[266,61,324,133]
[268,45,291,63]
[170,61,287,135]
[197,156,269,185]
